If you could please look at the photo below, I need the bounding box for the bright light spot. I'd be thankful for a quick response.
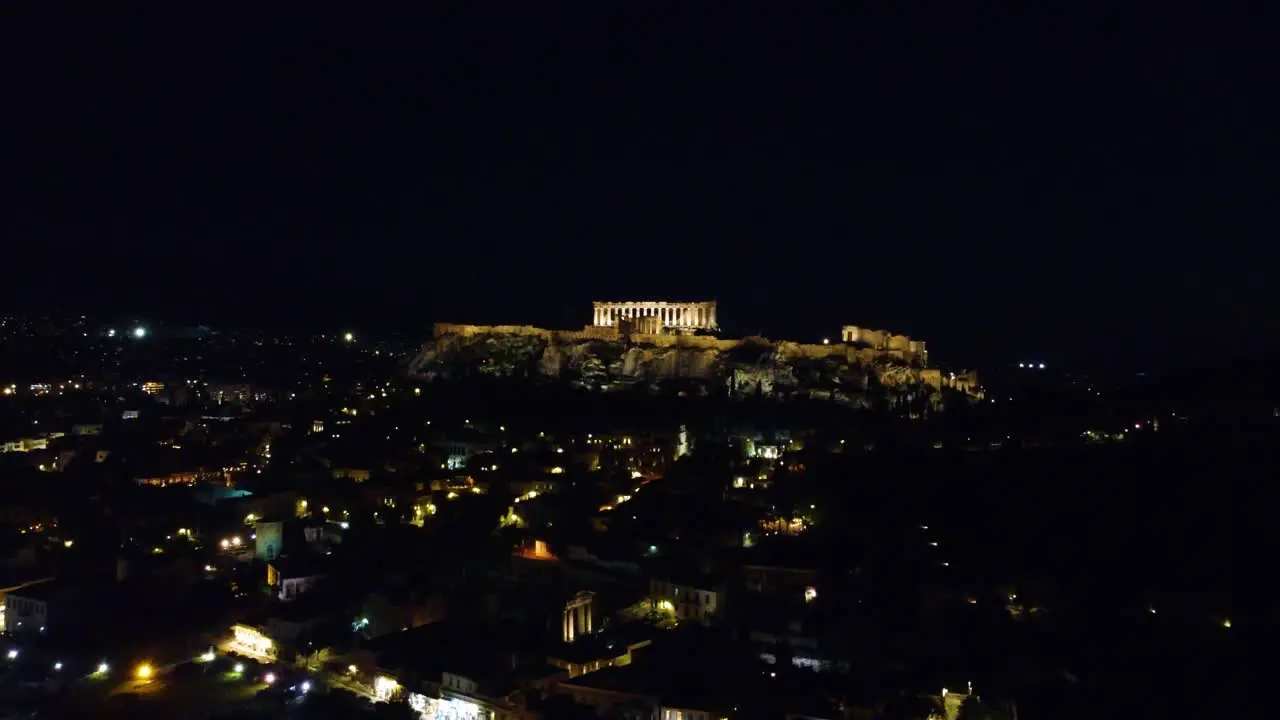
[374,675,400,701]
[220,539,230,549]
[132,326,147,339]
[107,329,116,337]
[199,650,215,662]
[54,662,63,671]
[804,586,818,603]
[347,665,358,674]
[6,650,17,660]
[339,521,349,529]
[343,332,354,342]
[822,337,830,345]
[234,663,245,673]
[136,663,153,680]
[1223,618,1232,629]
[231,536,242,547]
[264,672,276,684]
[301,681,311,692]
[96,662,109,674]
[63,540,74,548]
[1039,363,1045,369]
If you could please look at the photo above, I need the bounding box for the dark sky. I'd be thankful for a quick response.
[3,5,1276,369]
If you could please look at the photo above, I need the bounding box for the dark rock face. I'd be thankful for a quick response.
[409,327,939,408]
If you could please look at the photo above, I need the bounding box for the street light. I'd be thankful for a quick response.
[136,663,153,680]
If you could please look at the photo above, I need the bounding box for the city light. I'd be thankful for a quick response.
[6,649,17,660]
[343,332,354,342]
[374,675,400,701]
[132,326,147,339]
[199,650,215,662]
[136,663,153,680]
[96,662,109,674]
[234,663,245,673]
[264,672,276,684]
[53,662,62,671]
[300,680,311,693]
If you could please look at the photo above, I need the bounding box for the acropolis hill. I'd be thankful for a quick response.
[408,300,981,405]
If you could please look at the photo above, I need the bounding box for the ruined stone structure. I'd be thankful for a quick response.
[593,301,717,332]
[842,325,928,366]
[409,301,984,404]
[563,591,594,643]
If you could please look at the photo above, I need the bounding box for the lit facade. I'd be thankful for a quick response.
[592,301,718,332]
[229,624,276,659]
[649,579,719,626]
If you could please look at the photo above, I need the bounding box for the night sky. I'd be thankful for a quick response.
[3,5,1276,369]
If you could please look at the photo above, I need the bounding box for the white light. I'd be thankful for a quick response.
[133,326,147,338]
[264,672,276,684]
[97,662,109,674]
[1018,362,1025,368]
[300,680,311,693]
[234,663,245,673]
[343,332,354,342]
[1038,362,1045,369]
[54,662,63,671]
[6,650,17,659]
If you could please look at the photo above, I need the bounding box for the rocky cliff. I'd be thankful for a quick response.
[409,324,956,408]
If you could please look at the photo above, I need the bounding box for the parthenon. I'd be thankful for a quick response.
[593,300,718,332]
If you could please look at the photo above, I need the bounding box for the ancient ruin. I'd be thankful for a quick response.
[593,301,718,332]
[407,301,981,406]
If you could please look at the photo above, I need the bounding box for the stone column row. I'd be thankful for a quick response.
[593,302,717,329]
[562,602,592,642]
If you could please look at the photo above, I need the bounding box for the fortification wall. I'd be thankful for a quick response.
[434,323,553,340]
[433,323,927,366]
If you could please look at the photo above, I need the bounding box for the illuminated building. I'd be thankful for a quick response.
[254,520,283,561]
[548,639,652,678]
[229,624,276,659]
[649,578,720,626]
[592,300,718,332]
[267,556,328,601]
[562,591,594,643]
